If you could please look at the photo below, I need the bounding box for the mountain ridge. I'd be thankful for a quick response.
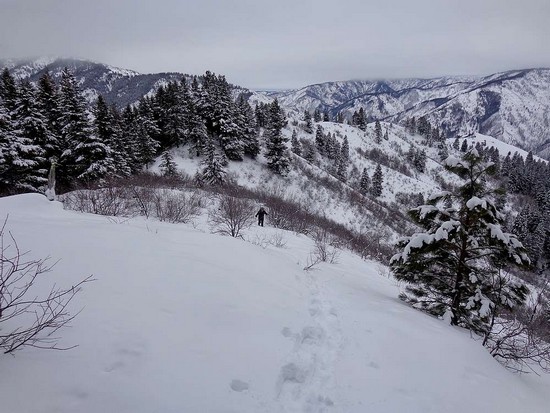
[2,57,549,158]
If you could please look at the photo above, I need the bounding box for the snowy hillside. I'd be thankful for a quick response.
[262,69,550,158]
[1,194,549,412]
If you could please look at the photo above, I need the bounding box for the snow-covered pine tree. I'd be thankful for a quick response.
[0,68,19,113]
[303,110,313,134]
[159,150,178,176]
[313,108,322,122]
[11,81,49,190]
[236,94,260,158]
[390,149,530,337]
[291,129,302,156]
[370,164,383,197]
[336,155,347,182]
[57,67,98,183]
[413,148,427,172]
[264,99,290,175]
[0,93,44,193]
[200,137,227,185]
[359,168,370,195]
[36,71,62,160]
[356,108,367,131]
[134,99,160,167]
[315,125,325,154]
[341,136,350,162]
[374,120,382,144]
[99,98,133,176]
[452,137,460,151]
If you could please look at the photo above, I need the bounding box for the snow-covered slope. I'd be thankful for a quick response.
[263,69,550,158]
[0,194,549,412]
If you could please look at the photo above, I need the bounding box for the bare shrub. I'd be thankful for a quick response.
[130,187,155,218]
[209,195,254,238]
[483,280,550,373]
[249,232,287,249]
[312,229,340,264]
[152,189,203,224]
[61,187,135,217]
[0,219,91,354]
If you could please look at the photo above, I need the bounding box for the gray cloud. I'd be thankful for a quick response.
[1,0,549,89]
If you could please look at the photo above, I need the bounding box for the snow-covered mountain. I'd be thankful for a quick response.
[0,57,185,107]
[263,69,550,158]
[4,57,550,158]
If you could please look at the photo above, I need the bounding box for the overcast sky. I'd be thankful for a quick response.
[1,0,549,89]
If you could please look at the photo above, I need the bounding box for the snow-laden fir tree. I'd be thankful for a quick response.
[359,168,370,195]
[313,108,322,122]
[341,135,350,162]
[303,110,313,134]
[159,150,178,177]
[390,149,530,337]
[374,120,382,144]
[264,99,290,175]
[315,125,325,154]
[370,164,383,197]
[94,96,131,177]
[200,137,227,185]
[235,94,260,158]
[291,129,302,156]
[0,81,46,193]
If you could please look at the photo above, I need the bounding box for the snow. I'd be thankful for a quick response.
[1,194,550,412]
[466,196,487,210]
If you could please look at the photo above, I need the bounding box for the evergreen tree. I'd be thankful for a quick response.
[374,120,382,144]
[236,94,260,158]
[291,129,302,156]
[264,99,290,175]
[356,108,367,131]
[413,148,427,173]
[390,149,530,336]
[460,140,468,152]
[315,125,325,154]
[370,164,383,197]
[0,92,45,192]
[336,156,347,182]
[313,108,322,122]
[57,67,96,182]
[437,141,449,161]
[94,96,130,177]
[36,71,62,159]
[135,98,161,166]
[359,168,370,194]
[200,137,226,185]
[303,110,313,134]
[452,137,460,151]
[323,110,330,122]
[159,150,178,176]
[0,68,19,113]
[341,135,350,162]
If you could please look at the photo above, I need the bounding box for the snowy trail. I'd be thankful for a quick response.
[276,269,344,412]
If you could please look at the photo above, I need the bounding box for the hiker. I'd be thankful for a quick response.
[255,207,268,227]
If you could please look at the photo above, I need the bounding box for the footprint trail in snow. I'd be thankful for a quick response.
[277,271,344,412]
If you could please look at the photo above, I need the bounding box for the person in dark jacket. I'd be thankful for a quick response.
[255,207,268,227]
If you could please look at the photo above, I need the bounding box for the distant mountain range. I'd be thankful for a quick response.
[264,69,550,158]
[2,57,549,159]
